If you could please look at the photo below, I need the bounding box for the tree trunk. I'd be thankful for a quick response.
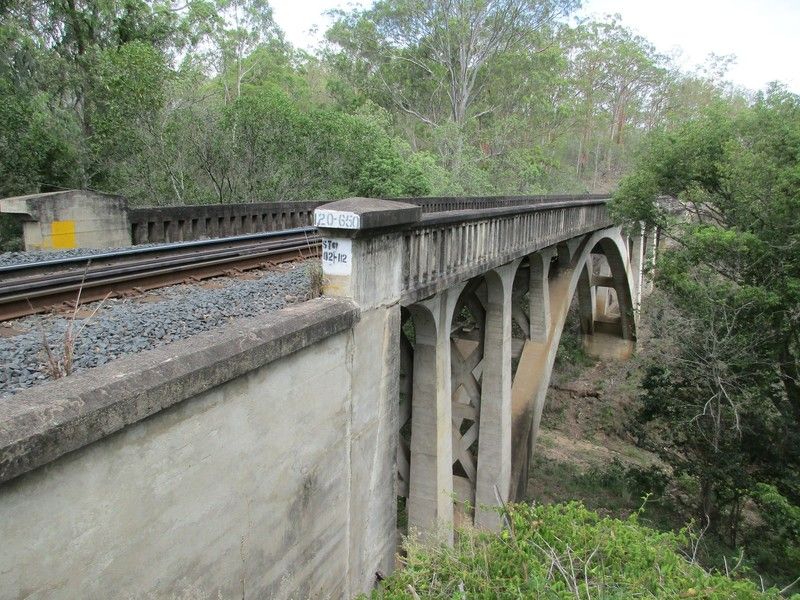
[699,476,718,532]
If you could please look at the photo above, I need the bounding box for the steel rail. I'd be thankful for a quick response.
[0,227,318,275]
[1,234,315,295]
[0,229,320,321]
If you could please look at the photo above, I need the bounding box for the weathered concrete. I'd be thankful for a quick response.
[405,290,462,541]
[0,297,358,484]
[0,191,613,248]
[0,190,130,250]
[0,297,371,599]
[130,194,608,244]
[314,197,421,231]
[0,193,653,598]
[528,249,555,342]
[347,306,402,590]
[315,198,429,588]
[474,263,518,529]
[129,200,322,244]
[387,198,641,533]
[309,196,642,544]
[401,199,612,304]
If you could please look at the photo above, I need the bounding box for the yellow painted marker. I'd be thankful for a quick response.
[50,220,76,249]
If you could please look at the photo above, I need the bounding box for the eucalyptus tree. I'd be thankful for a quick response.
[563,18,667,184]
[0,0,208,189]
[325,0,578,129]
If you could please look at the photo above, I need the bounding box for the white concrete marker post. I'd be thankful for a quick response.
[314,197,422,594]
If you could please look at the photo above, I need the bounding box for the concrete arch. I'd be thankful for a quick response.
[509,226,636,500]
[398,227,638,528]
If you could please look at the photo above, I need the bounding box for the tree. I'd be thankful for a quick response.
[613,88,800,580]
[0,0,199,189]
[325,0,578,129]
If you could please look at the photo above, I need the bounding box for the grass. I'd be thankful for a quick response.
[373,502,783,599]
[39,266,109,379]
[307,261,325,298]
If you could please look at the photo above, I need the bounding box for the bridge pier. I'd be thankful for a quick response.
[405,290,461,543]
[473,263,518,529]
[316,198,422,592]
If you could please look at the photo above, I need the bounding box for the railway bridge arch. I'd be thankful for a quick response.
[316,195,655,541]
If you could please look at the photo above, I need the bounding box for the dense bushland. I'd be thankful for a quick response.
[612,88,800,588]
[1,0,746,208]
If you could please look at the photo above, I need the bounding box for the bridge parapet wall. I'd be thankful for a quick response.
[128,194,609,245]
[401,200,612,303]
[128,201,322,244]
[0,190,611,249]
[0,297,400,599]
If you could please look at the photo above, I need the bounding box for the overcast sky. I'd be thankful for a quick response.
[269,0,800,94]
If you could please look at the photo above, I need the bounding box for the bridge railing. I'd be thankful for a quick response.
[127,194,609,244]
[400,198,612,303]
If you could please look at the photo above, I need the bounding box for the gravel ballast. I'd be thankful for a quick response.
[0,263,314,399]
[0,244,167,268]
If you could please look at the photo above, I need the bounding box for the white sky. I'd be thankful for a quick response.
[270,0,800,94]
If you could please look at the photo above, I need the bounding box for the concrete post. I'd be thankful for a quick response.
[406,288,463,543]
[577,264,596,336]
[314,198,421,594]
[643,226,658,295]
[475,261,519,530]
[593,255,614,318]
[629,223,645,312]
[528,249,554,342]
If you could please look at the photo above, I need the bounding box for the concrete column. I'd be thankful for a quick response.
[315,198,422,594]
[406,288,463,543]
[475,261,519,530]
[629,223,645,312]
[593,255,615,317]
[577,264,596,335]
[528,248,554,342]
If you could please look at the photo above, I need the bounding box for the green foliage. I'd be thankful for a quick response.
[324,2,736,195]
[0,79,77,196]
[0,0,753,204]
[0,214,23,251]
[749,484,800,579]
[371,502,779,598]
[614,89,800,585]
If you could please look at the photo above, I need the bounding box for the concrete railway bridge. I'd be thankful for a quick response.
[0,194,657,599]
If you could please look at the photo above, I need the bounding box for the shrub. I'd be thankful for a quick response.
[371,502,783,599]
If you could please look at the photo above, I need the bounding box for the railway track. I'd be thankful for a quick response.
[0,228,320,321]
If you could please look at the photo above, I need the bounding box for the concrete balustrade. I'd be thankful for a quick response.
[401,200,611,303]
[0,190,611,250]
[128,201,321,244]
